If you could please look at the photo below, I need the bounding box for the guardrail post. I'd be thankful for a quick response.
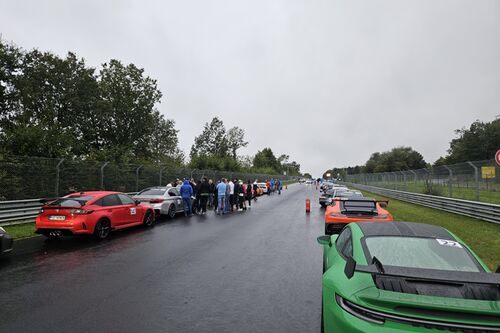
[443,165,453,198]
[466,161,480,201]
[135,165,143,192]
[55,158,64,197]
[100,162,109,190]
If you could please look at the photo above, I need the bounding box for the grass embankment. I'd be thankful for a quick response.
[362,190,500,271]
[4,222,36,239]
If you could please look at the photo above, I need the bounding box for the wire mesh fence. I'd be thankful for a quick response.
[0,156,294,200]
[345,159,500,204]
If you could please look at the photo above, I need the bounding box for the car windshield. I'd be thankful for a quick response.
[364,236,481,272]
[138,189,166,196]
[48,196,94,207]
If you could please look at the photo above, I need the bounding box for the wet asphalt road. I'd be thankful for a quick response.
[0,184,325,333]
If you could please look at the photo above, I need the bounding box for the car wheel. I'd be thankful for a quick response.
[94,219,111,240]
[143,210,154,227]
[168,204,176,219]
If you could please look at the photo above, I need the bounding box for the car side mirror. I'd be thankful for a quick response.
[379,202,388,208]
[135,200,141,205]
[317,235,331,246]
[344,256,356,279]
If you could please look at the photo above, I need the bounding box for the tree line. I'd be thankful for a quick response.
[0,40,302,176]
[324,117,500,177]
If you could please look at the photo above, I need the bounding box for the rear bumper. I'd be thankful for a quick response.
[1,234,13,254]
[35,216,93,235]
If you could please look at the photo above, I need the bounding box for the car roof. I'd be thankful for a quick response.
[356,221,453,239]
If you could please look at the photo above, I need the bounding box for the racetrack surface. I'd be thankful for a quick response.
[0,184,324,333]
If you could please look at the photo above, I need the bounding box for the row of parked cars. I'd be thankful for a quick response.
[316,181,500,332]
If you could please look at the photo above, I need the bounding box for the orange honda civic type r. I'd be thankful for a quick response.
[35,191,155,240]
[324,197,393,235]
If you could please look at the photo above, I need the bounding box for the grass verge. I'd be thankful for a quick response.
[3,222,36,239]
[361,190,500,271]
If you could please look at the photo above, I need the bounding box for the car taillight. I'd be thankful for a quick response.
[71,209,93,216]
[150,198,164,203]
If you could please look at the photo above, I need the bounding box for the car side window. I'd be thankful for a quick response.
[168,189,177,197]
[336,228,353,258]
[117,194,135,205]
[101,194,121,207]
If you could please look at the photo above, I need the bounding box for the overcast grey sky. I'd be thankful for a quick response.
[1,0,499,176]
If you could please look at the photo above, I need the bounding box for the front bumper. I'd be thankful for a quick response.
[0,233,13,254]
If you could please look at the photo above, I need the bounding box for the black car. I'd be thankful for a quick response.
[0,227,13,255]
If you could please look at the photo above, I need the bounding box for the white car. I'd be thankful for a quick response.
[257,182,268,194]
[133,186,187,218]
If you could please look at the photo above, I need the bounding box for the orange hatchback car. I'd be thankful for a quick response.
[324,197,393,234]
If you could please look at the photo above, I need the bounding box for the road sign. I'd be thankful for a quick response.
[496,149,500,165]
[481,166,495,179]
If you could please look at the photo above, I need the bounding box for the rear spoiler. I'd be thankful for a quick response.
[346,259,500,286]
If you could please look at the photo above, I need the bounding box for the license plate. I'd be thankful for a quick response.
[48,215,66,221]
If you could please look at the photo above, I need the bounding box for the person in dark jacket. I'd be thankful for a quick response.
[180,179,193,216]
[193,179,202,214]
[246,180,253,208]
[198,177,210,214]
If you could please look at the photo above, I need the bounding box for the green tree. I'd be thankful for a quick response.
[364,147,426,172]
[190,117,229,158]
[226,126,248,159]
[253,148,280,173]
[444,118,500,163]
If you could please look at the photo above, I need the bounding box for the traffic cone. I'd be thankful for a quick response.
[306,199,311,213]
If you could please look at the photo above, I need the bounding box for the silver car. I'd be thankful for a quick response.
[133,186,186,219]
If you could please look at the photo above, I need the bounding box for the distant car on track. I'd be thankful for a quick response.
[0,227,13,255]
[319,187,353,207]
[317,221,500,333]
[133,186,186,219]
[324,197,392,234]
[256,182,268,195]
[35,191,155,240]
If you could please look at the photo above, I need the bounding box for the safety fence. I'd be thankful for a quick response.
[343,182,500,225]
[0,155,294,201]
[345,159,500,204]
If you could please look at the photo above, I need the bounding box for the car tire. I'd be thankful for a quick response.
[143,210,154,227]
[168,204,176,219]
[94,219,111,240]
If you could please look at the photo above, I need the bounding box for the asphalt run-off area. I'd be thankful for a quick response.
[0,184,324,333]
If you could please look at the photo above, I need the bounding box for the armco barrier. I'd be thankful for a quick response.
[0,192,139,227]
[0,199,42,226]
[343,182,500,225]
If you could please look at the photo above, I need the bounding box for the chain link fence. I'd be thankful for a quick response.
[345,159,500,204]
[0,156,295,200]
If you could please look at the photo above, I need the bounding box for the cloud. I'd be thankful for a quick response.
[1,0,499,176]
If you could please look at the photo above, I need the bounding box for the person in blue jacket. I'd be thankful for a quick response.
[180,179,193,216]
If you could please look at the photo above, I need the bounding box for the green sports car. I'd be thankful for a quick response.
[317,222,500,332]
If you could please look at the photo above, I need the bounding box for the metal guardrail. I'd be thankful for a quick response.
[0,199,42,226]
[342,182,500,224]
[0,193,140,227]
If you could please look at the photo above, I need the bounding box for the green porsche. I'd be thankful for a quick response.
[317,222,500,332]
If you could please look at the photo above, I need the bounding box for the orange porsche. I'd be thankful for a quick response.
[324,197,393,234]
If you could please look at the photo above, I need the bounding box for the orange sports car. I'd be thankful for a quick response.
[324,197,393,234]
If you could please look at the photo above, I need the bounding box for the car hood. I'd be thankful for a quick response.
[349,286,500,326]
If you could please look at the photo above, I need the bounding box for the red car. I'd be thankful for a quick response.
[35,191,155,239]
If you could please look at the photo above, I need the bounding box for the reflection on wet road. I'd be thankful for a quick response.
[0,184,324,333]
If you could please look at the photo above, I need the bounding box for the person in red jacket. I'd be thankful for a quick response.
[266,180,271,196]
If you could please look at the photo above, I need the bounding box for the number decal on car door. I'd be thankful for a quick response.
[130,207,137,215]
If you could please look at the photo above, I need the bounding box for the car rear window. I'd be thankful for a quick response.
[138,189,167,196]
[363,236,481,272]
[48,196,94,207]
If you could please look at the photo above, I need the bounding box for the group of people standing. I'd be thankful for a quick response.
[174,177,281,216]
